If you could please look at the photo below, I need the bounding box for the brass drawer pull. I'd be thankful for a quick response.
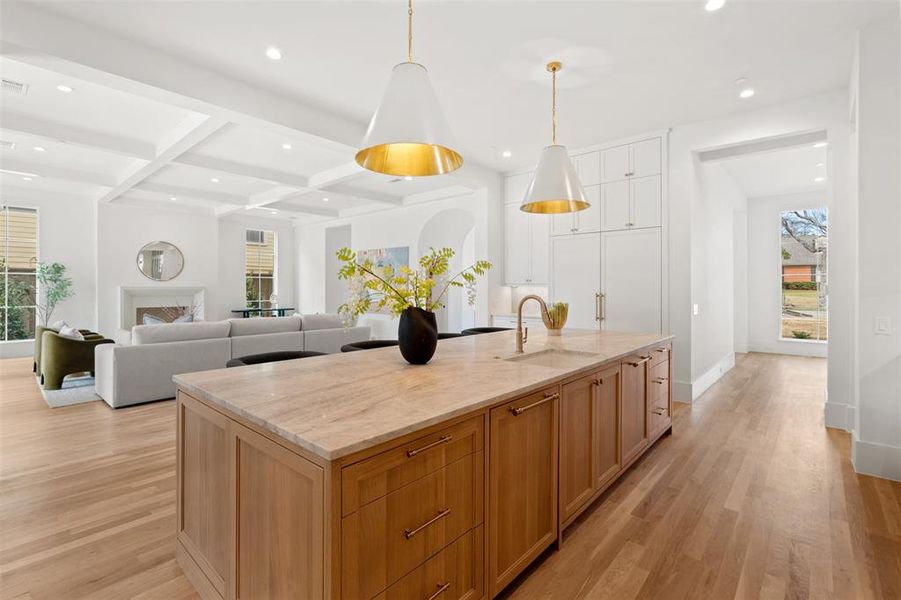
[592,377,604,386]
[428,582,451,600]
[653,407,667,416]
[652,377,668,384]
[627,356,651,367]
[655,347,669,353]
[404,508,451,539]
[406,435,453,458]
[510,392,559,416]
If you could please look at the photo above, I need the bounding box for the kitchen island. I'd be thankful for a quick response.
[173,328,673,600]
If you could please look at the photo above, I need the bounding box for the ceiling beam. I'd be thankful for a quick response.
[320,183,404,206]
[0,157,116,187]
[307,161,367,189]
[214,184,301,216]
[268,202,340,219]
[0,110,156,160]
[174,153,310,188]
[100,115,228,203]
[133,181,247,205]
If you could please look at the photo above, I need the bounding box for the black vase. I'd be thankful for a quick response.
[398,307,438,365]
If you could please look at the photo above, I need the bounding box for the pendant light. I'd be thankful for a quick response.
[520,61,590,214]
[355,0,463,177]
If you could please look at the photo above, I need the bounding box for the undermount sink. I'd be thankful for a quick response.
[501,349,598,368]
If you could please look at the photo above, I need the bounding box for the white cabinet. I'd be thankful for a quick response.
[601,137,661,183]
[505,171,532,205]
[550,185,601,236]
[491,314,544,329]
[600,228,662,333]
[550,234,601,330]
[572,151,601,186]
[504,202,549,285]
[601,175,660,231]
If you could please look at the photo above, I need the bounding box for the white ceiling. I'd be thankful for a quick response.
[24,0,893,173]
[721,143,829,198]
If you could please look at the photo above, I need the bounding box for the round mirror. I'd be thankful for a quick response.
[136,241,184,281]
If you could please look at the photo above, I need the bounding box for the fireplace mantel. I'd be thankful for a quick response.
[119,286,205,329]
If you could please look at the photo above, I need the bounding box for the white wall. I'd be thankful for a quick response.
[746,191,829,359]
[298,189,502,340]
[0,191,97,358]
[668,90,852,404]
[851,14,901,480]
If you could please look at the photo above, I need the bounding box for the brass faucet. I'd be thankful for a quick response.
[516,295,551,353]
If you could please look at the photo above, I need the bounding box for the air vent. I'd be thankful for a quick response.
[0,140,15,150]
[1,79,29,96]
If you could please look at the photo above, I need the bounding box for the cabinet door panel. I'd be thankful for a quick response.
[602,144,631,183]
[560,375,595,523]
[593,365,622,491]
[630,138,661,178]
[621,356,649,466]
[575,184,602,233]
[631,175,661,229]
[550,234,601,330]
[601,180,631,231]
[551,212,575,236]
[489,388,558,596]
[600,229,662,333]
[504,203,531,284]
[648,359,672,439]
[529,213,550,284]
[505,172,532,205]
[573,151,601,186]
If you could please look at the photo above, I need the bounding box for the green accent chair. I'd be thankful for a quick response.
[40,330,113,391]
[33,326,98,376]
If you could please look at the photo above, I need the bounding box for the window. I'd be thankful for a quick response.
[245,229,276,310]
[780,208,827,341]
[1,206,38,341]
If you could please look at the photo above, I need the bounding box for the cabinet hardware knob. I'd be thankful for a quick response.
[428,582,451,600]
[627,355,651,367]
[404,508,451,539]
[653,407,666,415]
[510,392,559,416]
[592,378,604,386]
[406,435,453,458]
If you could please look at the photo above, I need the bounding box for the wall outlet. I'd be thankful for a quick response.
[692,304,700,316]
[875,316,892,336]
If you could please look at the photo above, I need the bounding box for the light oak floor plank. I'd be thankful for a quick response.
[1,353,899,599]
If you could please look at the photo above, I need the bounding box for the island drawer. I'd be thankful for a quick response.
[372,526,484,600]
[342,415,484,516]
[342,451,484,599]
[649,342,671,368]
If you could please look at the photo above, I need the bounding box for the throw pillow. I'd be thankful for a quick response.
[142,314,165,325]
[58,325,84,341]
[173,313,194,323]
[50,320,68,331]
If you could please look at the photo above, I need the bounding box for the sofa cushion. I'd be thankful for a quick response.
[132,320,231,345]
[228,316,301,337]
[300,313,345,331]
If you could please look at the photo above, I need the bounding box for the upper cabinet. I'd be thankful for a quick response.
[571,151,601,187]
[503,175,549,286]
[600,175,661,231]
[504,171,532,206]
[601,137,662,183]
[551,184,601,236]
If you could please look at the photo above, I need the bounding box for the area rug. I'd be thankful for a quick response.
[39,375,102,408]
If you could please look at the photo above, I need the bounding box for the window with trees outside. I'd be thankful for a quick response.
[1,206,38,341]
[245,229,277,311]
[781,208,827,341]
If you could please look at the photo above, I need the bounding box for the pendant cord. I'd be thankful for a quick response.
[407,0,413,63]
[551,67,557,145]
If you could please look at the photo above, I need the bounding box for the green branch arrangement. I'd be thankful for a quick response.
[336,247,491,321]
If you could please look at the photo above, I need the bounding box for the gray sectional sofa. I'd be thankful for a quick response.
[95,314,369,408]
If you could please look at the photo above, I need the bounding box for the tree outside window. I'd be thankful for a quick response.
[1,206,38,341]
[245,229,277,311]
[780,208,827,341]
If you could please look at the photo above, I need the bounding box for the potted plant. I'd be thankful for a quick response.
[35,262,74,326]
[337,247,492,364]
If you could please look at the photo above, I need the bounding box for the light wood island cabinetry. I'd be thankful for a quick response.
[174,330,672,599]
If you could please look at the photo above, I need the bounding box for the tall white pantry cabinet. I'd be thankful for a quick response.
[503,133,667,334]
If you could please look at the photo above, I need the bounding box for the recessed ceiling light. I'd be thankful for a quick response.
[210,177,220,183]
[322,197,329,202]
[282,143,292,151]
[814,141,828,148]
[266,47,283,61]
[56,84,73,93]
[739,88,755,99]
[814,176,826,183]
[705,0,725,11]
[404,175,413,181]
[169,196,177,201]
[502,150,512,158]
[33,146,46,152]
[22,176,33,181]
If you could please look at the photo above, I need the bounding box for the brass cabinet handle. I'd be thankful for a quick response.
[592,377,604,386]
[595,293,601,322]
[652,377,668,384]
[627,355,651,367]
[655,347,669,353]
[428,582,451,600]
[510,392,559,416]
[406,435,452,458]
[597,293,606,321]
[404,508,451,539]
[653,407,666,415]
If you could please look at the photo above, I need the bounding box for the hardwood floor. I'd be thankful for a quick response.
[1,353,899,599]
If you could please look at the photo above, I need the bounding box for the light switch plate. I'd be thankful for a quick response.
[875,316,892,336]
[692,304,700,316]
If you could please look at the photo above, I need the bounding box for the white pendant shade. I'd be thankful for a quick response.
[356,62,463,177]
[520,145,590,214]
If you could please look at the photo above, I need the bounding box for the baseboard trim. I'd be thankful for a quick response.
[673,380,693,404]
[692,352,736,401]
[824,401,851,431]
[852,431,901,482]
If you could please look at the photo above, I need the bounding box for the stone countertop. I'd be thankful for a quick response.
[174,329,673,461]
